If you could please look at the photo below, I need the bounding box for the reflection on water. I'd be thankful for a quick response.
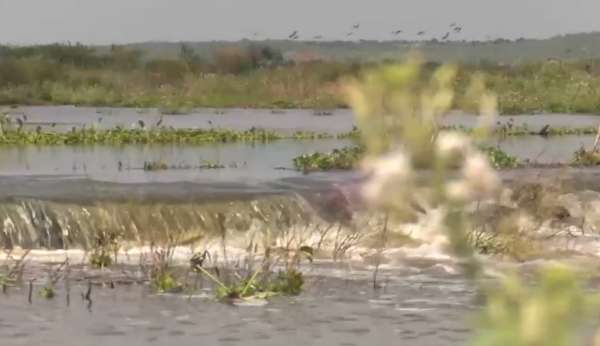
[486,134,595,163]
[0,139,352,183]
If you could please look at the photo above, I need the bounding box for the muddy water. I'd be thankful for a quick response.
[2,106,600,345]
[4,106,600,134]
[0,134,588,182]
[0,261,474,346]
[486,134,595,163]
[0,139,353,183]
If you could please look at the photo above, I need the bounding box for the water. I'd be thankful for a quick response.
[0,139,352,183]
[4,106,600,134]
[0,262,475,346]
[3,106,600,345]
[487,134,594,163]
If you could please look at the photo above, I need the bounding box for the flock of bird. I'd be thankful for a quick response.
[263,22,465,42]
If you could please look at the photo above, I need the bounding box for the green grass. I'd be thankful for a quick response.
[4,50,600,114]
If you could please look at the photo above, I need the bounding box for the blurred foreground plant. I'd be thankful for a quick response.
[345,56,600,346]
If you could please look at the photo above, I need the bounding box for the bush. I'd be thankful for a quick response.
[145,59,189,85]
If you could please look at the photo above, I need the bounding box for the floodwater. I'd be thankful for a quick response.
[0,261,475,346]
[0,134,588,184]
[2,106,600,345]
[0,139,352,183]
[486,134,594,163]
[3,106,600,134]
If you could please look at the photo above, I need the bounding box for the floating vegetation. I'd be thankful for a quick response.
[89,253,113,268]
[0,127,342,145]
[141,160,227,171]
[143,160,169,171]
[480,146,520,169]
[194,265,305,302]
[199,160,225,169]
[293,145,520,171]
[153,271,183,294]
[39,286,55,299]
[293,146,364,171]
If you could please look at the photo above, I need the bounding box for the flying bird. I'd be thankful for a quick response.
[417,31,426,36]
[138,120,145,129]
[346,32,354,37]
[453,26,462,33]
[352,23,360,29]
[442,32,450,40]
[392,30,403,35]
[288,30,299,39]
[155,117,163,127]
[450,23,457,27]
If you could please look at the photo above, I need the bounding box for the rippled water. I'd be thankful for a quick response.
[0,262,475,346]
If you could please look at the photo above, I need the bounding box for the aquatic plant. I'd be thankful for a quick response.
[38,259,68,300]
[89,252,112,268]
[143,160,169,171]
[193,264,305,302]
[0,127,344,145]
[39,286,55,299]
[292,146,364,171]
[572,147,600,166]
[292,145,519,171]
[0,250,29,292]
[481,146,520,169]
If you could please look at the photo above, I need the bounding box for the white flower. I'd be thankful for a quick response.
[436,131,471,158]
[448,152,500,201]
[362,150,413,205]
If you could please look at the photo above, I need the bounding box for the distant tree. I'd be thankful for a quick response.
[179,43,205,73]
[108,45,143,70]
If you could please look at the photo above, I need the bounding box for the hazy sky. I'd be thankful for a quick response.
[0,0,599,44]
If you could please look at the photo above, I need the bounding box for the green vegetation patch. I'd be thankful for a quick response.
[572,147,600,166]
[0,127,341,145]
[293,145,520,171]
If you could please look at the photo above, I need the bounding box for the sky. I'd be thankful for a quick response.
[0,0,598,44]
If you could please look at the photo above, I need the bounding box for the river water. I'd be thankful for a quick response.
[0,260,476,346]
[1,106,600,345]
